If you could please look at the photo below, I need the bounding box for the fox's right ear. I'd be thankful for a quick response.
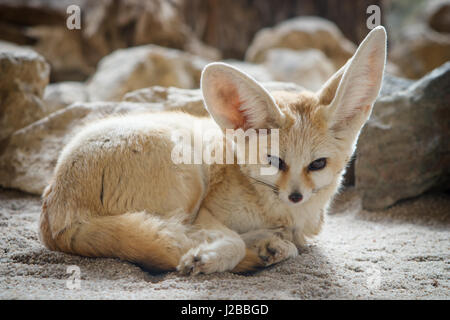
[201,62,285,130]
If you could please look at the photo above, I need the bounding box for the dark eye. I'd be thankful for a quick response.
[267,155,287,171]
[308,158,327,171]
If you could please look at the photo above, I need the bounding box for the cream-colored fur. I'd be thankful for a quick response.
[39,27,387,274]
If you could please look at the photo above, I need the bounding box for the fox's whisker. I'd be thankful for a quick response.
[244,174,279,192]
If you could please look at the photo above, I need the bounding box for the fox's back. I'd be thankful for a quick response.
[48,112,218,227]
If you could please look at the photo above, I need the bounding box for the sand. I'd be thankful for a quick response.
[0,187,448,300]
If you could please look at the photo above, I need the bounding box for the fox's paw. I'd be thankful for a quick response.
[253,236,298,266]
[177,246,222,275]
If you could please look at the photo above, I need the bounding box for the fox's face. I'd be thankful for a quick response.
[249,92,350,206]
[201,27,387,207]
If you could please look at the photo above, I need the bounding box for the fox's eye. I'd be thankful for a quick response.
[267,155,287,171]
[308,158,327,171]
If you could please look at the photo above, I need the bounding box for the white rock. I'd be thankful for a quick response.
[263,48,335,91]
[0,47,50,141]
[43,82,89,114]
[87,45,210,101]
[245,16,356,69]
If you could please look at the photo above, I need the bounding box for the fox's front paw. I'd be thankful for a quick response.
[253,236,298,266]
[177,247,222,275]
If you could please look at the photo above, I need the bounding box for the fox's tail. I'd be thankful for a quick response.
[40,189,195,272]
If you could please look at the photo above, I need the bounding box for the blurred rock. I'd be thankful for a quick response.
[85,0,219,60]
[385,61,405,78]
[0,40,30,52]
[428,0,450,33]
[183,36,221,61]
[0,0,91,81]
[245,17,356,70]
[356,62,450,210]
[43,82,88,114]
[390,24,450,79]
[389,0,450,79]
[262,48,335,91]
[0,0,70,26]
[87,45,210,101]
[26,26,94,82]
[223,60,274,82]
[183,0,383,59]
[0,0,220,81]
[0,47,50,141]
[123,86,208,117]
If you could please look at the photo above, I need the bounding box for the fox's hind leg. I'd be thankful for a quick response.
[40,189,197,272]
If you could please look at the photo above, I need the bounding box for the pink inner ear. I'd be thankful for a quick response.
[212,77,248,129]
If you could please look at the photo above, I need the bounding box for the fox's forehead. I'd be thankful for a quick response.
[270,90,333,160]
[271,90,326,130]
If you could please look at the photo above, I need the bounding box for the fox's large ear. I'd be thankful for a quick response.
[318,26,387,137]
[201,62,285,130]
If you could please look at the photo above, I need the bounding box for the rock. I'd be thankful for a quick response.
[0,48,50,141]
[43,82,89,114]
[0,0,70,26]
[262,48,335,91]
[356,62,450,210]
[113,0,220,60]
[86,45,210,101]
[183,36,222,61]
[182,0,274,59]
[0,0,93,81]
[428,0,450,33]
[389,0,450,80]
[245,16,356,69]
[384,61,405,78]
[123,86,208,117]
[26,26,94,82]
[0,0,220,81]
[182,0,380,59]
[0,40,30,51]
[390,23,450,79]
[81,0,184,63]
[82,0,220,60]
[0,101,165,194]
[223,60,274,82]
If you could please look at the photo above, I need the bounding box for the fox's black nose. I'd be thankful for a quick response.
[288,192,303,203]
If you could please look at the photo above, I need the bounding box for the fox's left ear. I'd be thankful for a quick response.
[318,26,387,138]
[201,62,285,130]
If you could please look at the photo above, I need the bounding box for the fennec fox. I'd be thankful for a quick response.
[40,27,386,274]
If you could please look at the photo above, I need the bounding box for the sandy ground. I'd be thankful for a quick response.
[0,187,448,300]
